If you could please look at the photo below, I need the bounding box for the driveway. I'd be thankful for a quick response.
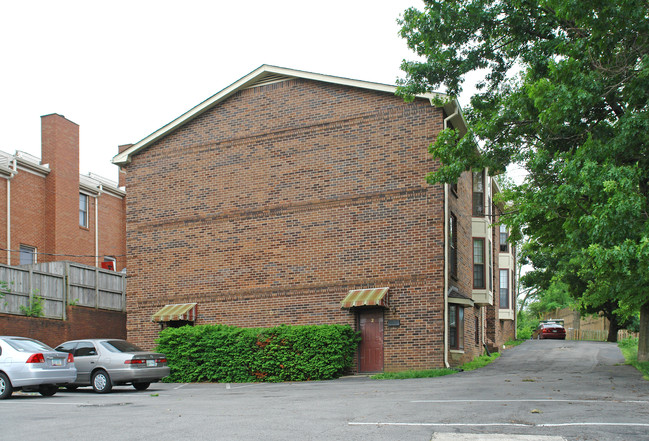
[1,340,648,440]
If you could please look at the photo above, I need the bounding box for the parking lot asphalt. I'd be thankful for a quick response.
[2,340,649,441]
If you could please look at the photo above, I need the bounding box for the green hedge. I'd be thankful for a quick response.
[156,323,361,383]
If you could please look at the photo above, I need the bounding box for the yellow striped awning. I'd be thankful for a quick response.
[152,303,197,322]
[340,287,389,308]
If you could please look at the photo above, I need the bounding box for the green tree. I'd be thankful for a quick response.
[398,0,649,360]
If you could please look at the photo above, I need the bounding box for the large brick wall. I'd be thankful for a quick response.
[124,79,456,371]
[0,307,126,348]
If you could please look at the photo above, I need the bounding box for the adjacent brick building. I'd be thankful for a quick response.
[0,114,126,270]
[114,66,515,371]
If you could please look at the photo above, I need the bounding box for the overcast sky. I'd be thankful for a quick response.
[1,0,483,183]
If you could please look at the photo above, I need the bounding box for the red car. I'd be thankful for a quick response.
[533,322,567,340]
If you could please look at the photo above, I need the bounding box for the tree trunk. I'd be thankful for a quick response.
[638,302,649,362]
[607,314,620,342]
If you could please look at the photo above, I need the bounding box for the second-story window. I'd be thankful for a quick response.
[19,245,37,265]
[500,224,509,252]
[488,239,493,292]
[472,171,484,216]
[500,269,509,308]
[450,213,458,278]
[473,238,485,289]
[79,193,88,227]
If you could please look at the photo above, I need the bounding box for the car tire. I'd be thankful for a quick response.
[39,385,58,397]
[133,382,151,391]
[0,372,13,399]
[92,370,113,394]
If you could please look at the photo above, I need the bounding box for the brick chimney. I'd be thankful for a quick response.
[41,114,80,260]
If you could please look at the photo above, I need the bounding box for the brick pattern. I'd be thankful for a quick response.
[0,307,126,348]
[124,79,473,370]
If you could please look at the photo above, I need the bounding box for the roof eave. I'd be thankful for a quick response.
[112,65,457,166]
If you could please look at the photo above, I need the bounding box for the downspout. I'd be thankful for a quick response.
[443,182,450,368]
[94,184,103,268]
[442,104,457,369]
[7,159,17,265]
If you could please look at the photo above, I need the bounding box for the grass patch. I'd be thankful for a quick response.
[459,352,500,371]
[371,368,457,380]
[618,337,649,381]
[503,339,526,348]
[371,352,501,380]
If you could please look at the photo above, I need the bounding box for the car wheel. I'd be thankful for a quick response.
[91,370,113,393]
[0,372,13,399]
[133,382,151,391]
[39,385,58,397]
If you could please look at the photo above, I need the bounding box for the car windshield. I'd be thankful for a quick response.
[101,340,144,353]
[5,338,52,352]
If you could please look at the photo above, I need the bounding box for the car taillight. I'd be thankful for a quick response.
[67,353,74,363]
[26,353,45,363]
[124,358,146,365]
[156,358,167,363]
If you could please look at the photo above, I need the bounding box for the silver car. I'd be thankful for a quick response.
[0,336,77,399]
[55,339,170,393]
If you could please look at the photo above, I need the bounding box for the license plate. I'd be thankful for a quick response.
[146,360,156,367]
[51,359,63,366]
[552,330,557,333]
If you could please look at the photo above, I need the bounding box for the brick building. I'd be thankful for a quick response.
[0,114,126,270]
[114,66,515,372]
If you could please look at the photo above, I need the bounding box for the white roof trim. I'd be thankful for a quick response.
[113,65,465,165]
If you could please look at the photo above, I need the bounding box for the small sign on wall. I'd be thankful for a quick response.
[387,319,401,327]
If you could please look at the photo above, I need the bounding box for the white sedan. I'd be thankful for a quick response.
[0,336,76,399]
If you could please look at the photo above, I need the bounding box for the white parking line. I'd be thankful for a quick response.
[349,422,649,428]
[411,399,649,404]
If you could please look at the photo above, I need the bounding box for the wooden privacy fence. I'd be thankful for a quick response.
[566,328,639,341]
[0,261,126,320]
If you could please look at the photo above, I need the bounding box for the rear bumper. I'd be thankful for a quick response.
[10,367,77,388]
[541,333,566,339]
[111,366,171,384]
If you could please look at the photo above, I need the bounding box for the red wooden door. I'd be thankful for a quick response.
[358,309,384,373]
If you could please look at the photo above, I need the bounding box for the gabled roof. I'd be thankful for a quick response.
[112,64,465,165]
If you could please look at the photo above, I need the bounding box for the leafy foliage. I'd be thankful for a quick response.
[398,0,649,357]
[19,294,44,317]
[156,324,360,383]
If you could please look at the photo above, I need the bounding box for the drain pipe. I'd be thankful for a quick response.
[443,182,450,369]
[94,184,103,268]
[442,102,458,369]
[6,159,17,265]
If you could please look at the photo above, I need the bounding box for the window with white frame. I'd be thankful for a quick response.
[488,239,493,291]
[473,238,485,289]
[19,245,37,265]
[500,224,509,252]
[79,193,88,227]
[500,269,509,308]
